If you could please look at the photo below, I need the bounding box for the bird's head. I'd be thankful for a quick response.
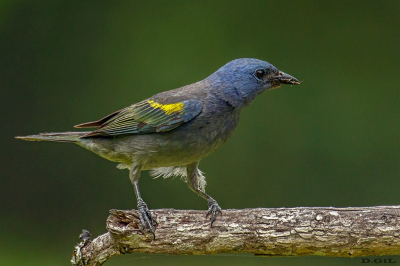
[208,58,300,108]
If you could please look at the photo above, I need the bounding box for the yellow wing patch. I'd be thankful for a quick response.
[148,100,184,115]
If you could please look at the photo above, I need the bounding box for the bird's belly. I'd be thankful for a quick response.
[132,130,228,169]
[79,112,239,170]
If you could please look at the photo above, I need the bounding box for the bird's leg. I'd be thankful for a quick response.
[186,162,222,226]
[129,164,157,238]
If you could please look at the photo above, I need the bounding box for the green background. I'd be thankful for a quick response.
[1,1,400,265]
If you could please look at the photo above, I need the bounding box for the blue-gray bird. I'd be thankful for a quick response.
[16,58,300,238]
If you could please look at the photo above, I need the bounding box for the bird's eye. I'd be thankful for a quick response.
[254,69,266,80]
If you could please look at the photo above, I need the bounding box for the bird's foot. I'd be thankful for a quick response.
[137,199,158,239]
[206,198,222,226]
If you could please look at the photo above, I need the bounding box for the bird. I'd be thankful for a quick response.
[16,58,300,238]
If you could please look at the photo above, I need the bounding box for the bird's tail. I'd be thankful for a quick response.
[15,132,88,143]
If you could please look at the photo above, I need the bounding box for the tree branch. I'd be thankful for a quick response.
[71,206,400,265]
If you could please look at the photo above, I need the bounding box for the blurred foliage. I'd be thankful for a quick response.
[1,1,400,265]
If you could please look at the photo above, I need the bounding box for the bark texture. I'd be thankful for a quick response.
[71,206,400,265]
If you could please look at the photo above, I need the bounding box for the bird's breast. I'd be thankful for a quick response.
[138,106,240,168]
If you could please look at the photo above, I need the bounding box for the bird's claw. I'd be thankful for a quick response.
[206,198,222,226]
[137,199,158,239]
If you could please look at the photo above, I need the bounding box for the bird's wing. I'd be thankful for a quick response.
[75,99,203,137]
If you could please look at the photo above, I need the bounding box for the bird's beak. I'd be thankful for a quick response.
[271,71,300,86]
